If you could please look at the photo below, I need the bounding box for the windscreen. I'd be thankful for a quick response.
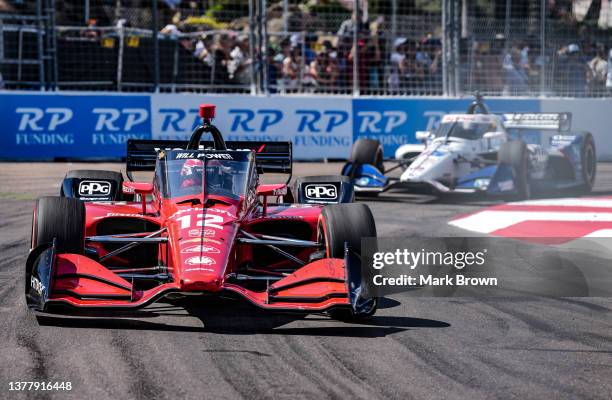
[156,150,254,200]
[434,121,497,141]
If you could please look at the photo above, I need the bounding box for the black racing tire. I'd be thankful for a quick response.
[350,138,384,172]
[61,169,124,199]
[580,133,596,193]
[32,196,85,254]
[317,203,377,320]
[294,175,350,184]
[318,203,376,259]
[498,140,530,200]
[64,169,123,181]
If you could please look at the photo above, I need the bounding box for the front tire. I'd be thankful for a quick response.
[580,133,596,193]
[498,140,530,200]
[32,197,85,254]
[350,138,384,173]
[318,203,376,258]
[318,203,378,320]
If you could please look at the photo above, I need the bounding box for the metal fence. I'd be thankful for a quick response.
[2,0,612,97]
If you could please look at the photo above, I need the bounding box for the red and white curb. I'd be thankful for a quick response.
[449,197,612,242]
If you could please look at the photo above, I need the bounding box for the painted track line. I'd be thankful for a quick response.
[449,197,612,240]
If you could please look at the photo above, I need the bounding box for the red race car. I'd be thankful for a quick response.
[26,104,378,320]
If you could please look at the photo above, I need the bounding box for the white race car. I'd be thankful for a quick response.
[342,97,596,199]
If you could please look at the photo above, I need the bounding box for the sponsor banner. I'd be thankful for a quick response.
[352,98,540,156]
[1,93,611,161]
[150,94,352,160]
[1,93,151,159]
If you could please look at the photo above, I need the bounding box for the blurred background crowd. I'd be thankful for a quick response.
[2,0,612,97]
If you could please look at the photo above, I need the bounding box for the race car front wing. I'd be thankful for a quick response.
[343,160,522,196]
[25,240,365,314]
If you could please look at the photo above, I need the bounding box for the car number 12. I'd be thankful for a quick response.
[177,213,224,230]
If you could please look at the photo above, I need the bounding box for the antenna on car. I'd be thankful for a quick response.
[186,104,228,150]
[467,91,489,114]
[200,103,216,123]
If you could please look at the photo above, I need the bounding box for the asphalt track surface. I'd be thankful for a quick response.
[1,162,611,400]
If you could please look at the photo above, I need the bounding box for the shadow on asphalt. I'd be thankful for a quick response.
[35,297,450,338]
[358,192,503,206]
[378,297,401,309]
[35,314,208,332]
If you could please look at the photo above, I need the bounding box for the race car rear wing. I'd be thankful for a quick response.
[126,139,292,179]
[502,112,572,132]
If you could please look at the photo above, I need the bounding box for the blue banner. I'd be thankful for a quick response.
[2,93,596,161]
[1,94,151,159]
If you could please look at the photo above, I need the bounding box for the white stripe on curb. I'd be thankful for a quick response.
[506,198,612,208]
[449,210,612,234]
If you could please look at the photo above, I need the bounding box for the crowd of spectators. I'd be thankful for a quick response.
[162,11,612,97]
[159,10,444,94]
[473,38,612,96]
[52,13,612,97]
[5,0,611,97]
[554,42,612,96]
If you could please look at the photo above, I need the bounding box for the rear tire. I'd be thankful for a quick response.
[61,169,124,200]
[64,169,123,181]
[350,138,384,173]
[317,203,377,320]
[580,133,596,193]
[498,140,530,200]
[32,197,85,254]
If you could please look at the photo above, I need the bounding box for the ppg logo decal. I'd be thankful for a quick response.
[305,184,337,200]
[78,181,111,196]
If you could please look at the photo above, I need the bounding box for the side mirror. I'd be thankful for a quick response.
[122,182,154,195]
[122,182,153,214]
[256,184,287,214]
[483,131,504,140]
[415,131,431,141]
[256,184,287,197]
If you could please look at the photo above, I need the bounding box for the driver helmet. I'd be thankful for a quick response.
[180,159,204,188]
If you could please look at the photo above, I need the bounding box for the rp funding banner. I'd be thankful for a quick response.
[0,93,151,159]
[150,94,353,160]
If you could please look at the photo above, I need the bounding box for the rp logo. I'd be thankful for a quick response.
[16,108,73,131]
[92,108,149,132]
[357,111,407,134]
[79,181,111,196]
[305,184,337,200]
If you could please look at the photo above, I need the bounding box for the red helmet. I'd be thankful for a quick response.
[181,159,204,177]
[180,159,204,188]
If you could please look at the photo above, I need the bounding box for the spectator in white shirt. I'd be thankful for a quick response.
[587,43,608,95]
